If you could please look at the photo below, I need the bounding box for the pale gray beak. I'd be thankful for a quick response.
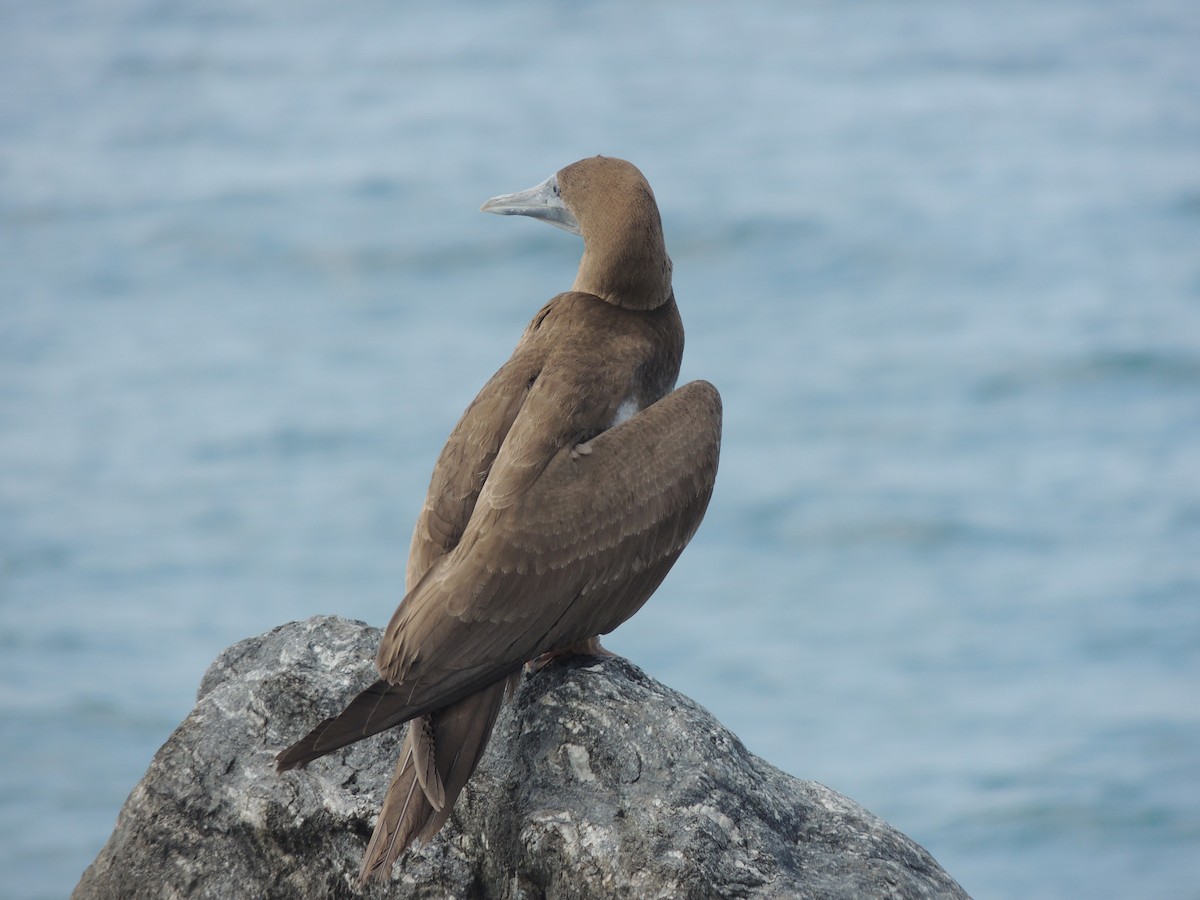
[480,174,581,235]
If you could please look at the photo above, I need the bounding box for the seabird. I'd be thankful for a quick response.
[276,156,722,883]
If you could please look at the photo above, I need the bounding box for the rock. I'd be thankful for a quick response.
[74,616,969,899]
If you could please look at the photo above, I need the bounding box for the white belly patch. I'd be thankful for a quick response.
[611,397,640,428]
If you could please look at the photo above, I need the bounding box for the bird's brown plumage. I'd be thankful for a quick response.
[276,156,722,883]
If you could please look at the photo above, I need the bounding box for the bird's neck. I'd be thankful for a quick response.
[572,226,673,311]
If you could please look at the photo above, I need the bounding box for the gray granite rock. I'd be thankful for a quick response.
[74,616,969,899]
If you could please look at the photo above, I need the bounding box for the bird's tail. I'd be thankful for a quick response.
[358,673,518,884]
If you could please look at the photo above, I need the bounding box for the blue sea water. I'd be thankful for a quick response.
[2,1,1199,897]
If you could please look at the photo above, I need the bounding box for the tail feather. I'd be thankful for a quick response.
[411,715,446,813]
[358,675,516,884]
[276,679,412,772]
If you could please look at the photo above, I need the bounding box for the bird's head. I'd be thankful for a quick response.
[481,156,672,311]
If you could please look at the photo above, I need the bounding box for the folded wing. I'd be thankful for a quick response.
[276,379,721,769]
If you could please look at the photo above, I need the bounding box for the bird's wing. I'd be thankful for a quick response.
[276,379,720,769]
[405,345,544,588]
[377,379,722,699]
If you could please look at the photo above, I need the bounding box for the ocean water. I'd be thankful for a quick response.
[2,1,1198,897]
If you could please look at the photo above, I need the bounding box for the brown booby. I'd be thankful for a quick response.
[276,156,722,883]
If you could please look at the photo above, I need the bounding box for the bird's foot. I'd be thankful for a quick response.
[527,636,617,672]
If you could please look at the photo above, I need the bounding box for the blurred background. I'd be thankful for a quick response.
[2,1,1198,897]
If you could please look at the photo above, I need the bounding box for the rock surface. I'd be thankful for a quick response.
[74,616,969,899]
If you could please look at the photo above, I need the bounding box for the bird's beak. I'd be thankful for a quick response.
[480,175,581,236]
